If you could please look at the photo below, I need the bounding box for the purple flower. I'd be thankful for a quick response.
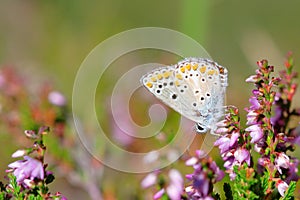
[192,174,210,197]
[143,169,183,200]
[277,180,288,197]
[141,172,157,188]
[166,169,183,200]
[285,158,299,183]
[8,156,44,184]
[214,132,239,154]
[185,150,224,199]
[275,153,290,174]
[11,150,26,158]
[249,96,260,110]
[214,137,231,154]
[153,188,165,199]
[234,148,251,166]
[48,91,66,106]
[245,124,263,143]
[245,75,258,83]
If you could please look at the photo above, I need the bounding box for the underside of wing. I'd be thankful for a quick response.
[141,65,200,122]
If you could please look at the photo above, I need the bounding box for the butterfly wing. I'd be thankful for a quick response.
[141,65,199,120]
[141,58,228,130]
[174,58,228,129]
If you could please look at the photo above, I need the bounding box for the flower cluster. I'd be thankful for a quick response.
[0,67,67,139]
[142,54,299,199]
[185,150,224,199]
[245,57,299,196]
[141,169,184,200]
[213,55,299,198]
[0,126,67,199]
[214,106,251,180]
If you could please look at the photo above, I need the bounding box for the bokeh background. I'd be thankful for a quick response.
[0,1,300,199]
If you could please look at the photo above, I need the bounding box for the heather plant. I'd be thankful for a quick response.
[0,67,103,200]
[0,126,67,199]
[142,54,300,199]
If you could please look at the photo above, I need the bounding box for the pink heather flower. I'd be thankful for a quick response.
[275,153,290,174]
[166,169,183,200]
[249,96,260,110]
[8,156,44,183]
[285,158,299,183]
[246,110,259,125]
[214,132,239,154]
[0,72,5,88]
[195,150,206,158]
[215,119,227,127]
[24,130,38,139]
[277,180,289,197]
[185,157,198,166]
[185,151,224,198]
[11,150,26,158]
[245,124,263,143]
[153,188,165,199]
[23,179,34,188]
[245,75,258,83]
[234,148,251,166]
[209,160,225,182]
[215,127,229,134]
[141,172,157,188]
[230,132,240,146]
[48,91,66,106]
[214,137,231,154]
[192,174,210,197]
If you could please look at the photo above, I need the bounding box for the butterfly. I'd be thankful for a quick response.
[141,58,228,134]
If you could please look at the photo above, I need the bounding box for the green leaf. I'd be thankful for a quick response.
[260,173,269,194]
[45,173,55,184]
[213,192,221,200]
[0,192,5,200]
[223,183,233,200]
[281,181,296,200]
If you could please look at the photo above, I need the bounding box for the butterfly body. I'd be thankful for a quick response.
[141,58,228,133]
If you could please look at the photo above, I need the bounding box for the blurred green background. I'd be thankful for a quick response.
[1,0,300,199]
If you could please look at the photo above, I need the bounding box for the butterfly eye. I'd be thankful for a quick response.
[196,124,207,133]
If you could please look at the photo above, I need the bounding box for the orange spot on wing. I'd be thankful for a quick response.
[151,77,157,82]
[157,74,163,80]
[146,82,153,88]
[200,66,206,73]
[208,70,216,75]
[180,67,185,73]
[163,71,171,78]
[176,74,183,80]
[186,64,191,71]
[192,64,198,70]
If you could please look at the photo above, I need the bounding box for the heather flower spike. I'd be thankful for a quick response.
[185,150,224,199]
[142,54,298,199]
[2,126,67,199]
[212,54,299,198]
